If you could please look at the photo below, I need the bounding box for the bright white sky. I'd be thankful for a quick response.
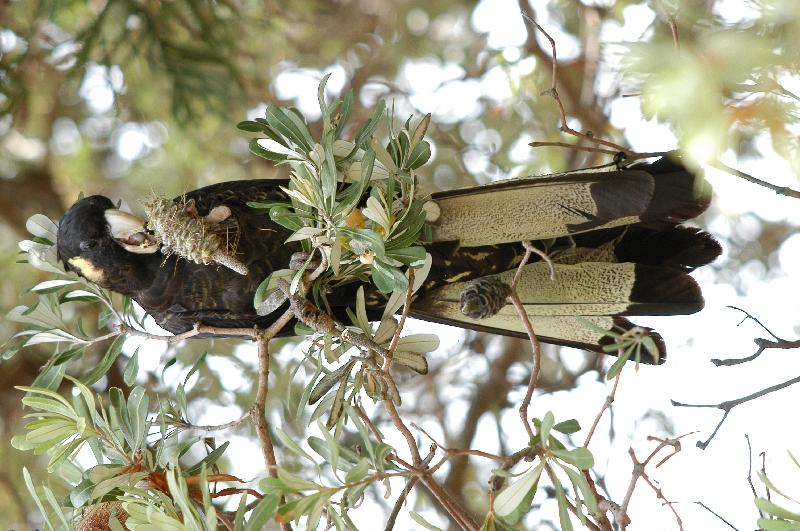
[80,0,800,529]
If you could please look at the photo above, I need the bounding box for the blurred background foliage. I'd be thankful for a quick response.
[1,0,799,528]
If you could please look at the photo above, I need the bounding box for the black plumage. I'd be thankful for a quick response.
[56,156,720,363]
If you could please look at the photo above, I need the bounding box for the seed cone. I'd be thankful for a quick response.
[77,501,128,530]
[143,196,249,275]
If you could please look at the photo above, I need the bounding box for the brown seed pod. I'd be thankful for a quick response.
[143,196,248,275]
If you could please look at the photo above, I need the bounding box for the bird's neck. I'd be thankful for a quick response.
[99,254,163,297]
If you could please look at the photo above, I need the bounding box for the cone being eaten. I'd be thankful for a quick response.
[143,196,249,276]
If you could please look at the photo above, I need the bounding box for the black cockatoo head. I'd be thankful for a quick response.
[57,195,160,291]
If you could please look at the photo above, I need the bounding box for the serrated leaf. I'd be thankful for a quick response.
[248,138,290,162]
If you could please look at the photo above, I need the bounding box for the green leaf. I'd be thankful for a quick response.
[245,495,280,531]
[270,206,306,231]
[344,457,370,484]
[406,140,431,170]
[553,419,581,434]
[396,334,439,353]
[409,511,445,531]
[125,386,150,452]
[756,497,800,521]
[23,467,54,531]
[321,133,337,211]
[559,463,598,513]
[493,461,544,522]
[123,348,139,386]
[392,351,429,374]
[237,120,270,133]
[184,441,230,476]
[69,477,94,508]
[758,519,799,531]
[353,100,386,150]
[385,246,426,266]
[551,448,594,470]
[275,427,316,462]
[264,105,314,152]
[606,352,628,380]
[334,91,354,140]
[326,371,350,430]
[81,334,125,386]
[372,259,407,294]
[309,360,356,405]
[22,396,77,420]
[340,227,385,257]
[31,279,78,294]
[539,411,555,444]
[554,475,574,531]
[248,138,290,162]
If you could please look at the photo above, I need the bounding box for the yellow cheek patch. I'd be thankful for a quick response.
[68,257,105,283]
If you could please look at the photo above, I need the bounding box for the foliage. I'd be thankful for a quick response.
[756,451,800,530]
[3,0,800,530]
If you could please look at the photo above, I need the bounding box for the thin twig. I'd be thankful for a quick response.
[684,501,739,530]
[745,434,762,518]
[672,374,800,449]
[530,141,666,160]
[711,161,800,199]
[520,11,659,161]
[712,307,800,366]
[544,465,603,531]
[168,410,252,433]
[618,434,693,530]
[509,241,545,439]
[584,372,622,447]
[250,311,295,531]
[385,476,419,531]
[384,268,415,372]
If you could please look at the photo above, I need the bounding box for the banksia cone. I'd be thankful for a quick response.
[460,276,512,319]
[77,501,128,530]
[143,196,249,275]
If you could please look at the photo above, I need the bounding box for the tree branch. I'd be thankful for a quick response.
[672,374,800,449]
[711,161,800,200]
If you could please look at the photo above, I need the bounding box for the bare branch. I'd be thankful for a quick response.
[584,372,622,447]
[618,433,694,529]
[745,434,762,519]
[673,373,800,449]
[509,242,546,439]
[711,161,800,200]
